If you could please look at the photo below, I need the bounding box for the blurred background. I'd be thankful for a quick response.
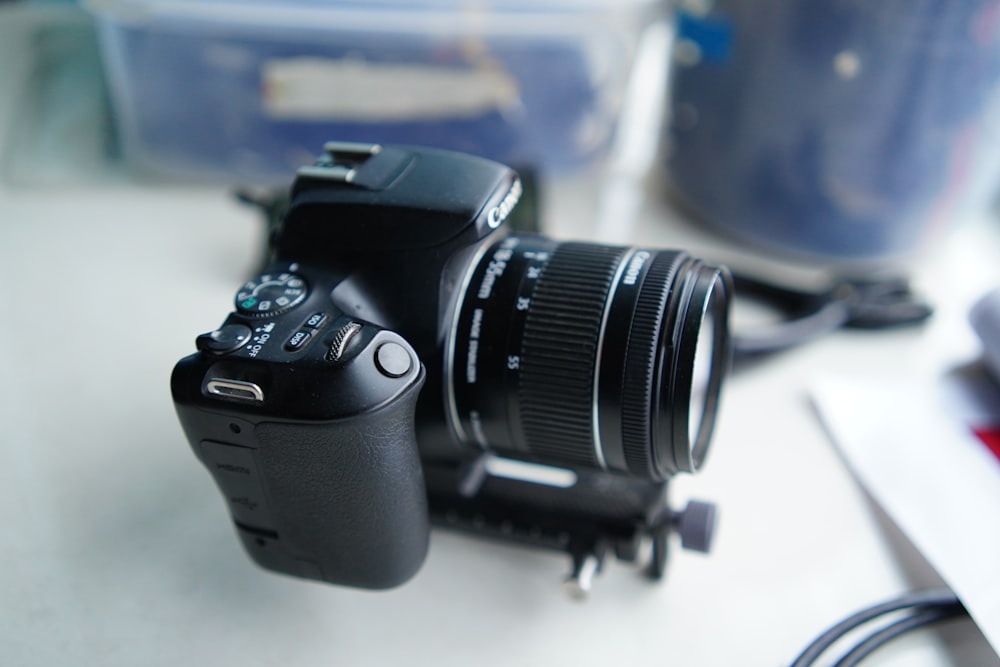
[4,0,1000,263]
[2,1,1000,665]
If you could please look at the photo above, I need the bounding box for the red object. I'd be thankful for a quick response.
[972,426,1000,464]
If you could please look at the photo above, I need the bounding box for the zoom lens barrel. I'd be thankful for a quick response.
[448,235,732,481]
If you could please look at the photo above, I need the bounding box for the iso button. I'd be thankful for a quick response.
[196,324,253,354]
[303,312,328,329]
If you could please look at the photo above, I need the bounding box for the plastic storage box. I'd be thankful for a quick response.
[86,0,655,183]
[666,3,1000,261]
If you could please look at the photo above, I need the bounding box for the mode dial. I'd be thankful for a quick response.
[235,272,308,317]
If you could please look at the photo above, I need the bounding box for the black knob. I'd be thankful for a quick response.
[677,500,717,553]
[197,324,253,354]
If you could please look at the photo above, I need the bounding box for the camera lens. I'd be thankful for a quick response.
[447,235,732,481]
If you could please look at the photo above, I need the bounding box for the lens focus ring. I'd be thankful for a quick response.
[519,243,626,468]
[621,252,686,477]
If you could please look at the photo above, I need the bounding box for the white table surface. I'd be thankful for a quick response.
[2,6,1000,667]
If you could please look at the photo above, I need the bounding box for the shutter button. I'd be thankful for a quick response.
[375,343,412,378]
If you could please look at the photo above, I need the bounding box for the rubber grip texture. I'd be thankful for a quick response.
[253,380,429,590]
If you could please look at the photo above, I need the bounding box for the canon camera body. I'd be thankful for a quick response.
[171,143,733,591]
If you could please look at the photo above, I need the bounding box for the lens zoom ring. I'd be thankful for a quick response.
[620,252,685,477]
[519,243,626,467]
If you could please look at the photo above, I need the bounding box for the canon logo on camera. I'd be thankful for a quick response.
[486,178,523,229]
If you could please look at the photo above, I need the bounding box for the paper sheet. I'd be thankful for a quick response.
[812,365,1000,655]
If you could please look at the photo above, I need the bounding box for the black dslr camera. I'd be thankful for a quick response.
[171,143,732,593]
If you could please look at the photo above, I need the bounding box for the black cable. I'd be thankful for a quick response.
[790,589,966,667]
[732,274,933,360]
[832,604,967,667]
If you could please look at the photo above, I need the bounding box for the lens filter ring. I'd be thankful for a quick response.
[659,264,733,474]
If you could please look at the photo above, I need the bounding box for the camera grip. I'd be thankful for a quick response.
[248,377,429,590]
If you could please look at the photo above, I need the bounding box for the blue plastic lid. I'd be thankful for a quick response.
[86,0,651,29]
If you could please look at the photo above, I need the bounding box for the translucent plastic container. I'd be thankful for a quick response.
[86,0,655,183]
[666,1,1000,262]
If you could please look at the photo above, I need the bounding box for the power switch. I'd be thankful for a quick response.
[196,324,252,354]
